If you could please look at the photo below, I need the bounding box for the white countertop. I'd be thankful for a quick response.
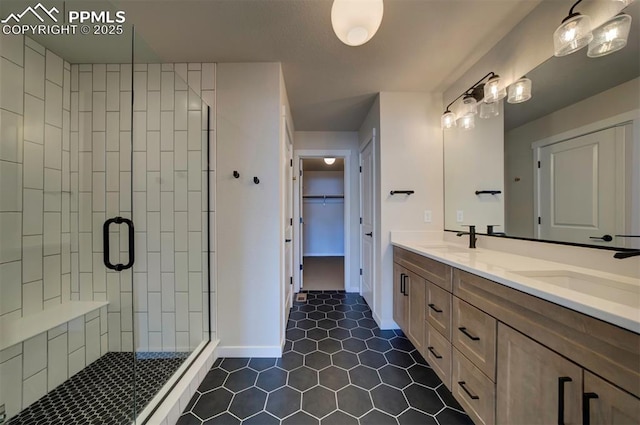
[392,240,640,334]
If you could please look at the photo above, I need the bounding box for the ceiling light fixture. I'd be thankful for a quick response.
[553,0,593,56]
[331,0,384,46]
[587,13,632,57]
[324,157,336,165]
[507,77,532,104]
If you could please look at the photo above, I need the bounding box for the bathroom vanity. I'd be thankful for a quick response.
[392,242,640,425]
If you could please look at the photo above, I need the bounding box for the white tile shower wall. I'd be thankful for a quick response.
[69,62,215,354]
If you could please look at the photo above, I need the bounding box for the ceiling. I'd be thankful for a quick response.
[2,0,543,131]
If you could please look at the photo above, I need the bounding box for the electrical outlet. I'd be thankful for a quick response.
[424,210,432,223]
[456,210,464,223]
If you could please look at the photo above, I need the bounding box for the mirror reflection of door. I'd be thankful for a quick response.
[537,125,627,246]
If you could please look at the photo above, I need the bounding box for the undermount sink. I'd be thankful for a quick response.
[511,270,640,308]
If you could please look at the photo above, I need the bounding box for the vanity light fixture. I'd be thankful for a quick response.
[483,74,507,103]
[457,113,475,130]
[507,76,532,104]
[324,157,336,165]
[441,109,457,129]
[331,0,384,46]
[479,101,499,119]
[553,0,593,57]
[587,13,632,57]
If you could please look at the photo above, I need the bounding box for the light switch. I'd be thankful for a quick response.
[424,210,432,223]
[456,210,464,223]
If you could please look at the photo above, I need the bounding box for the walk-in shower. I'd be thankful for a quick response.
[0,2,214,423]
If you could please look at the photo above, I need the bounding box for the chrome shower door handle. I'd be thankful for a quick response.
[103,217,135,271]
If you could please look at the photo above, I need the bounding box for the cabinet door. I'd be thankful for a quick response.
[583,371,640,424]
[497,323,582,425]
[393,263,407,331]
[406,271,425,354]
[453,297,497,380]
[427,281,452,340]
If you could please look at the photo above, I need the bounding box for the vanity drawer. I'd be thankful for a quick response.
[427,282,452,340]
[425,321,452,390]
[394,247,452,291]
[453,347,496,425]
[453,296,496,380]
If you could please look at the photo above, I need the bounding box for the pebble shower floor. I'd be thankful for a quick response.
[178,291,473,425]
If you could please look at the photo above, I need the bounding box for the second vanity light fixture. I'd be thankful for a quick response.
[331,0,384,46]
[441,72,532,130]
[553,0,633,58]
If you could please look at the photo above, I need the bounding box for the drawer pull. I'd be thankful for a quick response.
[582,392,598,425]
[400,273,406,294]
[402,274,409,297]
[458,381,479,400]
[428,303,443,313]
[427,346,442,359]
[458,327,480,341]
[558,376,572,425]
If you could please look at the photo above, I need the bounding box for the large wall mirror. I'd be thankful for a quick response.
[444,1,639,250]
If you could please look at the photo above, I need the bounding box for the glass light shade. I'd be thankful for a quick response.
[461,96,478,115]
[331,0,384,46]
[508,77,532,104]
[324,157,336,165]
[457,113,475,130]
[479,102,499,119]
[441,111,456,129]
[483,76,506,103]
[553,14,593,56]
[588,14,632,57]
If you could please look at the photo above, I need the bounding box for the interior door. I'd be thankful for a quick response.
[284,128,294,308]
[298,159,305,290]
[538,126,623,246]
[360,139,374,307]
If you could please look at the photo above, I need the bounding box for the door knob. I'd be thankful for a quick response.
[589,234,613,242]
[365,232,373,237]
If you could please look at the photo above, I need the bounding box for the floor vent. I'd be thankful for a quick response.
[296,293,307,302]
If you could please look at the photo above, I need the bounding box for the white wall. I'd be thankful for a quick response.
[444,104,504,232]
[294,131,360,292]
[303,171,344,256]
[359,93,444,329]
[217,63,283,356]
[506,78,640,237]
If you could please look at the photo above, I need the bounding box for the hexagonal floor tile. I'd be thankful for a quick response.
[316,293,332,300]
[242,411,280,425]
[351,304,370,312]
[256,367,287,392]
[344,311,364,320]
[204,412,240,424]
[248,358,277,371]
[325,298,341,306]
[319,366,349,391]
[317,304,334,313]
[385,349,416,368]
[265,386,301,419]
[357,318,377,329]
[318,338,342,354]
[360,409,398,425]
[289,311,306,321]
[348,365,381,390]
[220,358,250,372]
[378,364,412,389]
[342,338,367,353]
[366,337,392,353]
[407,364,441,389]
[282,411,319,425]
[198,368,228,392]
[308,298,324,306]
[398,408,438,425]
[293,338,318,355]
[286,328,306,342]
[276,352,303,371]
[333,304,351,312]
[404,383,444,415]
[358,351,387,369]
[228,387,267,419]
[302,386,337,419]
[327,311,345,321]
[372,329,396,339]
[308,311,326,321]
[288,366,318,391]
[307,328,329,341]
[337,318,358,329]
[224,368,257,393]
[331,351,359,370]
[297,319,317,330]
[389,337,414,352]
[305,351,331,370]
[411,350,428,366]
[328,328,350,340]
[191,388,233,420]
[337,386,373,418]
[436,407,475,425]
[350,327,374,340]
[371,384,409,416]
[317,319,337,330]
[437,383,465,411]
[176,413,201,424]
[320,410,358,425]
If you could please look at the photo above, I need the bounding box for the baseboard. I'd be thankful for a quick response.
[372,310,399,331]
[144,339,219,425]
[217,345,283,358]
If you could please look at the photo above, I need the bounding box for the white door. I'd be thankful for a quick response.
[360,138,374,307]
[285,131,294,307]
[298,159,305,290]
[538,126,623,246]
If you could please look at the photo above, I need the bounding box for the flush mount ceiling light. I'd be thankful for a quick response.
[331,0,384,46]
[507,77,532,104]
[588,13,632,57]
[553,0,593,56]
[324,157,336,165]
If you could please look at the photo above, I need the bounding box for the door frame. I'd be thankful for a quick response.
[359,130,376,305]
[532,110,639,243]
[293,149,352,294]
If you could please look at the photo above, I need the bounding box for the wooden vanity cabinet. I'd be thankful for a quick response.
[405,270,426,354]
[393,262,408,331]
[583,371,640,424]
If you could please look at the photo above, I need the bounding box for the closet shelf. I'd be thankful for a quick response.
[302,195,344,199]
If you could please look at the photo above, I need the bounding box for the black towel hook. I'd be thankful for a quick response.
[233,171,240,178]
[253,177,260,184]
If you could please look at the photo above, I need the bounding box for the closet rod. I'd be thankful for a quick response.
[302,195,344,199]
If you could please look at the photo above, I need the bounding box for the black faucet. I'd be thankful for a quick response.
[456,225,476,249]
[613,250,640,259]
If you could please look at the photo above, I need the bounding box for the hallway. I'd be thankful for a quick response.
[303,257,345,291]
[177,292,472,424]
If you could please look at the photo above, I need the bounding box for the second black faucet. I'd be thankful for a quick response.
[456,225,477,249]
